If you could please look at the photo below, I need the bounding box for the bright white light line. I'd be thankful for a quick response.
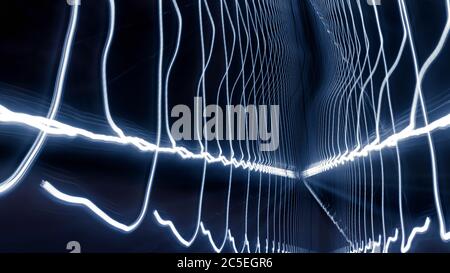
[0,104,295,178]
[42,181,135,232]
[302,113,450,179]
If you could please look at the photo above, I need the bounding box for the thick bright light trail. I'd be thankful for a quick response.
[0,104,295,178]
[302,113,450,178]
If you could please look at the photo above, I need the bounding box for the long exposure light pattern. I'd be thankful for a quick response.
[303,0,450,253]
[2,0,449,254]
[0,0,304,253]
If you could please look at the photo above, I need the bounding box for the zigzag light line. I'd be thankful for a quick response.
[302,113,450,178]
[0,104,295,178]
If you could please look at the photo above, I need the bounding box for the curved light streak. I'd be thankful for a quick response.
[0,2,79,194]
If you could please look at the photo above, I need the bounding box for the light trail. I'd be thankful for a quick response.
[0,2,79,194]
[42,181,138,232]
[302,112,450,178]
[303,180,354,248]
[0,104,295,178]
[384,229,399,253]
